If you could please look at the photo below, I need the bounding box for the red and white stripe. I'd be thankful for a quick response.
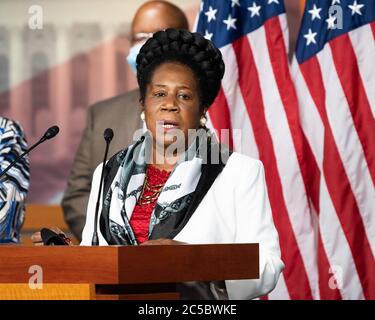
[208,14,319,299]
[292,22,375,299]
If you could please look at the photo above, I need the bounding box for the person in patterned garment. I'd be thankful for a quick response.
[0,117,29,243]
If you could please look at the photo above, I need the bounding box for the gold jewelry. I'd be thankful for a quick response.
[137,174,165,206]
[140,111,145,121]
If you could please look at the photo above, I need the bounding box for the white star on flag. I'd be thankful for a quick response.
[348,0,365,15]
[304,28,317,46]
[248,2,262,18]
[268,0,279,4]
[309,4,322,21]
[326,14,337,29]
[205,6,218,23]
[231,0,240,7]
[223,14,237,30]
[204,30,213,41]
[332,0,340,5]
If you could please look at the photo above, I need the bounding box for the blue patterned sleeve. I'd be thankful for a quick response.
[0,117,30,243]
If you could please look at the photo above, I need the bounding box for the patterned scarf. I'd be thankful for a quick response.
[100,129,228,245]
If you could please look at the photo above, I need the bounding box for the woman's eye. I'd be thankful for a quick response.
[178,93,191,100]
[154,92,166,97]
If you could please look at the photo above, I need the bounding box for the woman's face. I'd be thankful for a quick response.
[143,62,203,150]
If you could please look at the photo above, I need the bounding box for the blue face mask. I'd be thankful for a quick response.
[126,42,144,74]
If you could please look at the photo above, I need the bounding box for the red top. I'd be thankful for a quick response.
[130,165,171,244]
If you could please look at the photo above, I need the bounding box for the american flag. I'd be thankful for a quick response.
[196,0,318,299]
[196,0,375,299]
[292,0,375,299]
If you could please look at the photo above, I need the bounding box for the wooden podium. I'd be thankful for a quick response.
[0,244,258,300]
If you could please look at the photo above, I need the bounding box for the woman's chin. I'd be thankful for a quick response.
[157,131,184,144]
[155,135,186,154]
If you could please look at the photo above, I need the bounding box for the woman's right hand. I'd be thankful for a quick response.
[31,230,43,246]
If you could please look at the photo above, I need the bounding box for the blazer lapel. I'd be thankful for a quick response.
[166,161,226,239]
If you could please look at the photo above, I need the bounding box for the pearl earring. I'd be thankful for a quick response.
[140,111,145,121]
[200,114,207,127]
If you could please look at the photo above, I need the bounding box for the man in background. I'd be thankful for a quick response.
[62,1,189,241]
[0,117,29,243]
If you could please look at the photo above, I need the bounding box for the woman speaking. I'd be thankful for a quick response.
[80,29,284,299]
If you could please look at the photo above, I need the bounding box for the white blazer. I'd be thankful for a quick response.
[81,152,284,300]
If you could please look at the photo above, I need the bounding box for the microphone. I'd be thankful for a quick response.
[0,125,60,179]
[104,128,114,142]
[41,125,59,142]
[91,128,114,246]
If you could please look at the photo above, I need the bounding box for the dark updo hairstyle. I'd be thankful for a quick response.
[136,28,225,109]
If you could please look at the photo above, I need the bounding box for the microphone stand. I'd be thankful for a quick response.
[91,129,113,246]
[0,126,59,180]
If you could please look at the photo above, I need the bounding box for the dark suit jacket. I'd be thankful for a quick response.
[62,89,142,240]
